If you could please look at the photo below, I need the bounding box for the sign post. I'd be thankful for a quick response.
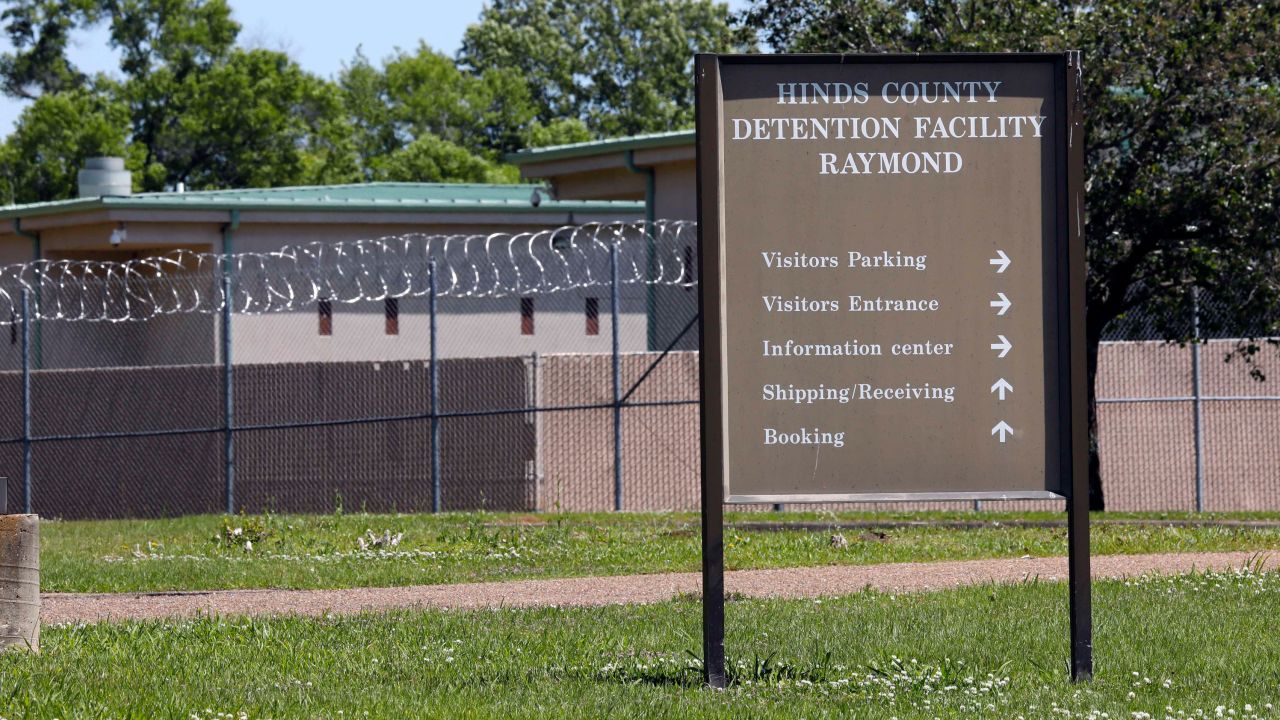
[695,52,1089,687]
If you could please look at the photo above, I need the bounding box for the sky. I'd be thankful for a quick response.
[0,0,752,132]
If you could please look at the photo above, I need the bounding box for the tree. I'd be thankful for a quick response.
[0,0,99,98]
[740,1,1280,509]
[0,0,363,195]
[338,49,400,180]
[460,0,752,138]
[0,85,130,202]
[132,47,359,190]
[375,134,517,184]
[526,118,593,149]
[338,44,530,181]
[100,0,360,190]
[380,44,534,157]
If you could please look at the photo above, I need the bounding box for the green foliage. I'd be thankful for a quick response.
[97,0,358,190]
[0,84,130,201]
[337,43,536,181]
[1,0,754,198]
[337,48,400,178]
[213,512,276,551]
[460,0,752,138]
[527,117,594,149]
[374,133,513,184]
[0,0,369,198]
[374,43,535,157]
[0,0,99,98]
[106,0,238,78]
[127,48,358,190]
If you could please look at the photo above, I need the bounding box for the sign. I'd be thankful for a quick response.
[697,54,1085,503]
[695,53,1090,687]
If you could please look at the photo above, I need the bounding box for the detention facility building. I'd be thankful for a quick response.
[0,181,655,369]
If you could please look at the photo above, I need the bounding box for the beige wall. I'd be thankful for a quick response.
[653,162,696,220]
[547,169,643,201]
[229,219,655,363]
[0,234,34,265]
[230,292,650,364]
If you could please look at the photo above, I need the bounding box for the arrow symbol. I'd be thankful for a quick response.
[992,421,1014,443]
[991,378,1013,400]
[990,335,1012,358]
[989,250,1011,273]
[990,292,1011,316]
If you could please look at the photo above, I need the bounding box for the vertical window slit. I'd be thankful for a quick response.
[318,298,333,336]
[520,297,534,336]
[585,298,599,336]
[385,297,399,336]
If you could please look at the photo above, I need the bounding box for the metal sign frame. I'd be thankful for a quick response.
[695,51,1090,687]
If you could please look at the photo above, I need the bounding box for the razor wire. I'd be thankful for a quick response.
[0,220,696,324]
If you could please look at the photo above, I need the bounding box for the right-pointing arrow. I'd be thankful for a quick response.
[991,378,1013,400]
[990,334,1012,358]
[989,250,1011,273]
[992,421,1014,443]
[990,292,1011,316]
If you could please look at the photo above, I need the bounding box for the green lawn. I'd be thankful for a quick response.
[39,509,1280,593]
[6,567,1279,718]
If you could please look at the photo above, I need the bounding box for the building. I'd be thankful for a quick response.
[0,178,650,369]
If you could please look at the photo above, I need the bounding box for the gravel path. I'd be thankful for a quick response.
[41,551,1276,624]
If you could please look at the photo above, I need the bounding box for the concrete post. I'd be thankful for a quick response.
[0,514,39,653]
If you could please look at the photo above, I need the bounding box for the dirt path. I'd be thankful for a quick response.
[41,551,1276,624]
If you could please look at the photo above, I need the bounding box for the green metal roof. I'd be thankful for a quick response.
[506,130,694,165]
[0,182,645,221]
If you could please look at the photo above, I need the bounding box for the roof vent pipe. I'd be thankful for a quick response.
[77,157,132,198]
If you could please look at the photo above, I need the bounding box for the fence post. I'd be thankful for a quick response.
[221,269,234,515]
[20,289,32,514]
[611,241,623,512]
[530,352,543,511]
[429,261,441,513]
[1191,287,1204,513]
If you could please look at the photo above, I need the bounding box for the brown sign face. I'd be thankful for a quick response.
[697,54,1085,503]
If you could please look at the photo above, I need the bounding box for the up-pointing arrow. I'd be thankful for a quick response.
[990,378,1013,400]
[992,421,1014,443]
[990,334,1012,358]
[990,292,1012,316]
[989,250,1011,273]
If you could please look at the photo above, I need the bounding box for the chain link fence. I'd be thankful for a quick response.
[1,222,1277,518]
[1096,290,1280,512]
[0,222,702,519]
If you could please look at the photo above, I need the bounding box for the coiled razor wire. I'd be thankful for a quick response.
[0,220,696,324]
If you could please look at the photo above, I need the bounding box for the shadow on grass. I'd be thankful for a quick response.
[585,650,839,689]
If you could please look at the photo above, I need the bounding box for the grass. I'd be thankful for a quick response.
[4,566,1279,718]
[38,509,1280,593]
